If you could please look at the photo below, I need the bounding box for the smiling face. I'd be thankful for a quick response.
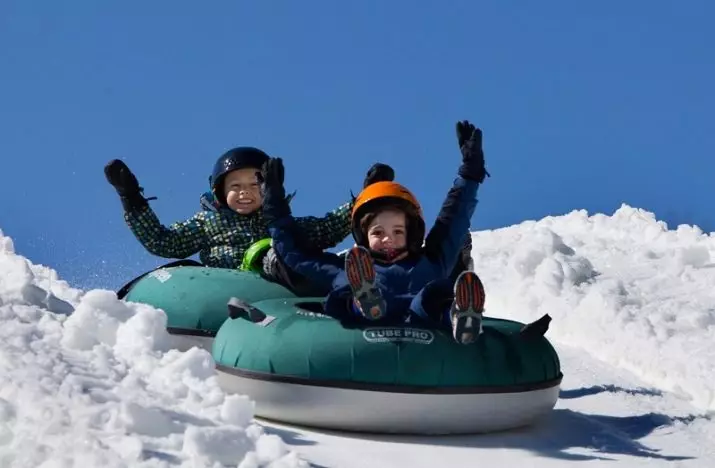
[223,168,263,214]
[365,209,408,253]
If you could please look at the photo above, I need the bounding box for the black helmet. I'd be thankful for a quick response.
[210,147,269,207]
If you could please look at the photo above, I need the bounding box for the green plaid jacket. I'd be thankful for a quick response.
[124,202,353,269]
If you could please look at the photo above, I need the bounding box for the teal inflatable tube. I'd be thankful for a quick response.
[117,260,295,348]
[212,298,562,434]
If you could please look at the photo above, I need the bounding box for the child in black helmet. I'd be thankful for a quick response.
[104,147,359,286]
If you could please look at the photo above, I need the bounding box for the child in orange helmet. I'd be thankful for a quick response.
[261,120,488,344]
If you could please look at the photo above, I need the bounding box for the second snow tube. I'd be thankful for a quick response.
[119,262,296,349]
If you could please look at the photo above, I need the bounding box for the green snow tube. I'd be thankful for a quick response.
[212,298,563,435]
[117,246,295,350]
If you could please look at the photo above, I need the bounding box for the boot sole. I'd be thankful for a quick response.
[345,246,385,320]
[453,271,486,344]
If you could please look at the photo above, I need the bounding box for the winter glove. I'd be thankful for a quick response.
[104,159,151,211]
[363,163,395,188]
[456,120,490,183]
[261,157,292,226]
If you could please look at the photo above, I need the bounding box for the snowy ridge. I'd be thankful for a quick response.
[472,204,715,411]
[0,228,307,467]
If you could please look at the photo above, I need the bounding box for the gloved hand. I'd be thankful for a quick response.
[104,159,150,211]
[456,120,490,183]
[363,163,395,188]
[261,157,291,225]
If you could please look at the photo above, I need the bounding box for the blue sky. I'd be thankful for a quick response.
[0,0,712,290]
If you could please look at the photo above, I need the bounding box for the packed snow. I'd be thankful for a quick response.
[1,203,714,467]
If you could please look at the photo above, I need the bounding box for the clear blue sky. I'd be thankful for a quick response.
[0,0,712,290]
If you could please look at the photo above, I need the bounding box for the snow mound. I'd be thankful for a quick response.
[3,202,715,465]
[0,228,308,467]
[472,204,715,410]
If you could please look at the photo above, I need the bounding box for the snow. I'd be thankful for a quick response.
[473,204,715,411]
[0,228,307,467]
[1,203,715,467]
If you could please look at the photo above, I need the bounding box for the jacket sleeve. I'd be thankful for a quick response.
[423,176,479,276]
[124,206,208,259]
[292,200,353,250]
[267,215,344,292]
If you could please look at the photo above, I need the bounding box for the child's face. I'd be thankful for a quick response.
[366,210,407,252]
[223,168,263,215]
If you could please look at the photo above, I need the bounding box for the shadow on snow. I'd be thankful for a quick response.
[260,390,707,463]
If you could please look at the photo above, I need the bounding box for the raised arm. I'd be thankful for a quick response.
[261,158,344,291]
[124,208,208,259]
[105,159,207,259]
[423,120,489,275]
[293,201,353,250]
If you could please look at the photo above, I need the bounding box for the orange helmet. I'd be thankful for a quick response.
[351,181,425,252]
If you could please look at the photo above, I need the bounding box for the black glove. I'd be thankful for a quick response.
[363,163,395,188]
[261,157,291,225]
[104,159,150,211]
[456,120,490,183]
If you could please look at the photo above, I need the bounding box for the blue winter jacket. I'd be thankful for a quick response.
[267,175,479,320]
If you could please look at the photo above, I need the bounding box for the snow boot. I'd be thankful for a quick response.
[345,245,386,320]
[450,271,486,345]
